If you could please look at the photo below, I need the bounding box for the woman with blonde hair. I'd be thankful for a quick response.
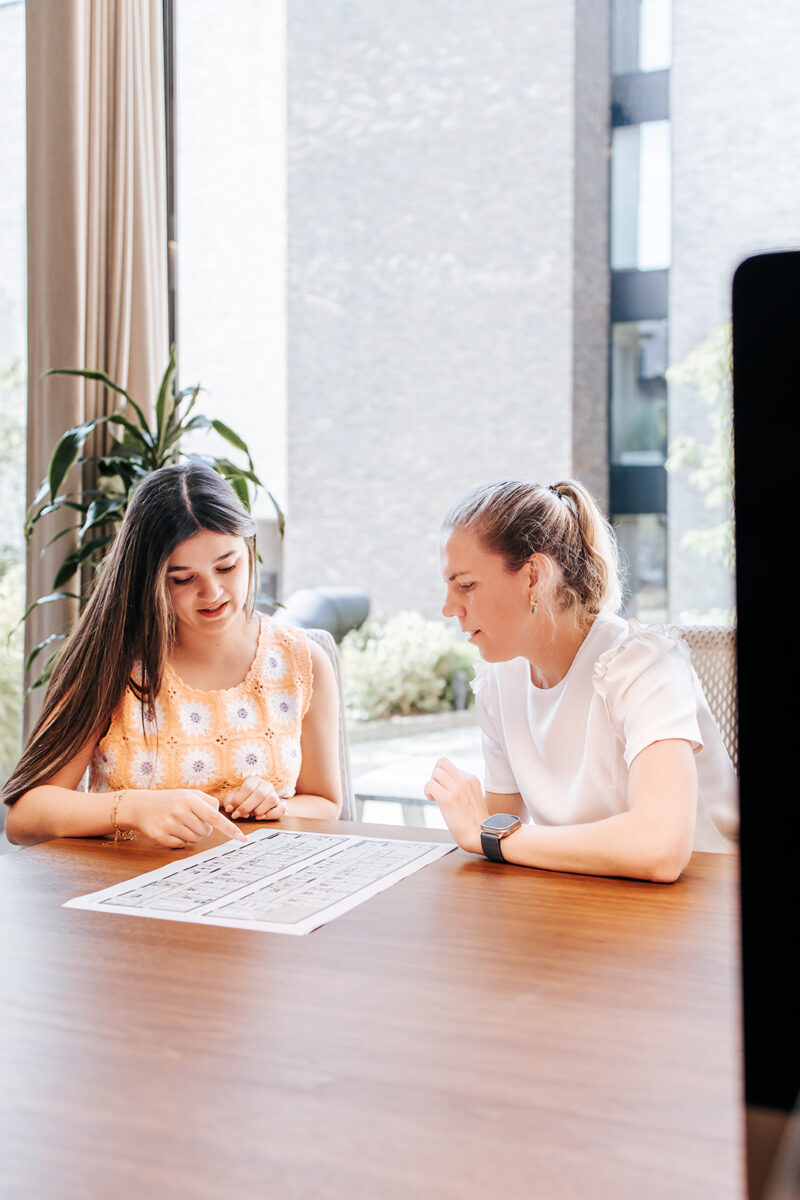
[424,479,737,881]
[4,461,341,846]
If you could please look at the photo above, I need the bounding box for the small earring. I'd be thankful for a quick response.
[530,597,538,615]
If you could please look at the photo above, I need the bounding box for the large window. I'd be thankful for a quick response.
[611,0,672,75]
[174,0,287,513]
[610,121,671,272]
[615,514,668,622]
[0,0,27,792]
[610,319,667,464]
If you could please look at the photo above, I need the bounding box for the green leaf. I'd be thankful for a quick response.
[229,475,251,509]
[43,523,84,549]
[206,456,263,487]
[263,488,286,537]
[25,498,87,540]
[52,536,110,588]
[25,632,65,673]
[44,365,134,402]
[210,419,255,466]
[44,368,154,440]
[25,647,63,695]
[106,412,153,450]
[31,477,50,505]
[79,496,126,538]
[48,419,103,500]
[154,345,178,460]
[19,591,83,623]
[174,383,203,424]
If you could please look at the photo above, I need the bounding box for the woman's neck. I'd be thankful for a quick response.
[169,610,260,690]
[526,610,595,690]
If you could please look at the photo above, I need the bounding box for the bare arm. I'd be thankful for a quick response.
[486,791,528,820]
[5,739,245,849]
[291,640,342,817]
[424,739,697,883]
[226,640,343,821]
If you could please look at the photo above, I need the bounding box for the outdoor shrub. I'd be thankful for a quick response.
[340,610,477,721]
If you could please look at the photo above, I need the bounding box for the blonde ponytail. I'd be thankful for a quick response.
[443,477,624,617]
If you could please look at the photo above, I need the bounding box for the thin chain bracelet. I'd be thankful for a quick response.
[110,790,136,841]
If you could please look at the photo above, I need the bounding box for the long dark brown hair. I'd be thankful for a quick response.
[3,462,256,807]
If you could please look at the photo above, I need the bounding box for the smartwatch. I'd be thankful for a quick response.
[480,813,522,862]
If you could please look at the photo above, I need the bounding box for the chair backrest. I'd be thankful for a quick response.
[305,627,356,820]
[675,625,738,774]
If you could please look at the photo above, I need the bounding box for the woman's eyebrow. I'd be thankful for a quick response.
[446,570,470,581]
[167,550,238,572]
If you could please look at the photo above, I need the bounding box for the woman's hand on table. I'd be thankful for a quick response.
[123,789,247,848]
[424,758,488,854]
[222,776,288,821]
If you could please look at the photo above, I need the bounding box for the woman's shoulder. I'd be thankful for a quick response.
[260,613,308,650]
[592,617,693,700]
[256,615,313,685]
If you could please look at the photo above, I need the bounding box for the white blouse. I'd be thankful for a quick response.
[473,611,738,853]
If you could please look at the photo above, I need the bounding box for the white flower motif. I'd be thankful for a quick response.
[226,696,258,731]
[129,699,164,737]
[262,647,287,682]
[181,747,217,786]
[130,750,164,788]
[280,737,301,773]
[92,745,117,780]
[178,701,211,736]
[233,741,269,777]
[269,690,298,726]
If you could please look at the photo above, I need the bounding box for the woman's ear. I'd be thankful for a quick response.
[526,552,544,590]
[527,553,555,595]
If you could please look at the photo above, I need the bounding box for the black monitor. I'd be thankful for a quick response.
[732,249,800,1197]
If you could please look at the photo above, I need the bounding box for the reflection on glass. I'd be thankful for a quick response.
[611,0,672,75]
[611,319,667,464]
[611,121,671,271]
[614,514,668,623]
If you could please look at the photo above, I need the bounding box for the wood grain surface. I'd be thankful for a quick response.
[0,819,743,1200]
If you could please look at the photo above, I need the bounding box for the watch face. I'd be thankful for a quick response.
[482,813,520,834]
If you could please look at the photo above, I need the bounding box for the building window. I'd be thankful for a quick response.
[611,0,672,76]
[610,120,671,271]
[610,318,667,464]
[615,513,668,622]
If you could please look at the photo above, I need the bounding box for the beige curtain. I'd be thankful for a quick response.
[25,0,168,724]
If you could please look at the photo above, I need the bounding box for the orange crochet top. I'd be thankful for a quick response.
[88,617,313,801]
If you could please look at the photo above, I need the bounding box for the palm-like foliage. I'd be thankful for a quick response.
[23,347,283,686]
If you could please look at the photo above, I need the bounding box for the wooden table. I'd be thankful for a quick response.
[0,820,743,1200]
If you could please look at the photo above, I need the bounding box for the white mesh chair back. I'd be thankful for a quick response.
[676,625,738,774]
[305,627,356,819]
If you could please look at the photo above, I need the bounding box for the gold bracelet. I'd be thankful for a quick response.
[110,790,136,841]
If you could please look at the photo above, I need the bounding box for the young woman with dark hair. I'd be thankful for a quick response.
[4,462,341,847]
[424,479,737,882]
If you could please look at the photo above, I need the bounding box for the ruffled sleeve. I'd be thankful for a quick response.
[471,659,519,794]
[592,621,703,767]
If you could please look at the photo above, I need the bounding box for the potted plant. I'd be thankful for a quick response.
[23,346,282,687]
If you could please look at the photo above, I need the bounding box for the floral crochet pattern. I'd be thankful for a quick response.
[88,616,312,800]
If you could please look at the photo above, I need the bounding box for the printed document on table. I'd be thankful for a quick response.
[64,828,456,935]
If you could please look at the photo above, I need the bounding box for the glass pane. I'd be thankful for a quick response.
[614,514,668,623]
[611,319,667,463]
[639,0,672,72]
[175,0,287,516]
[612,0,672,75]
[610,125,640,269]
[610,120,671,270]
[0,0,27,798]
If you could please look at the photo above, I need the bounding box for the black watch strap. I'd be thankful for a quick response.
[480,831,507,863]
